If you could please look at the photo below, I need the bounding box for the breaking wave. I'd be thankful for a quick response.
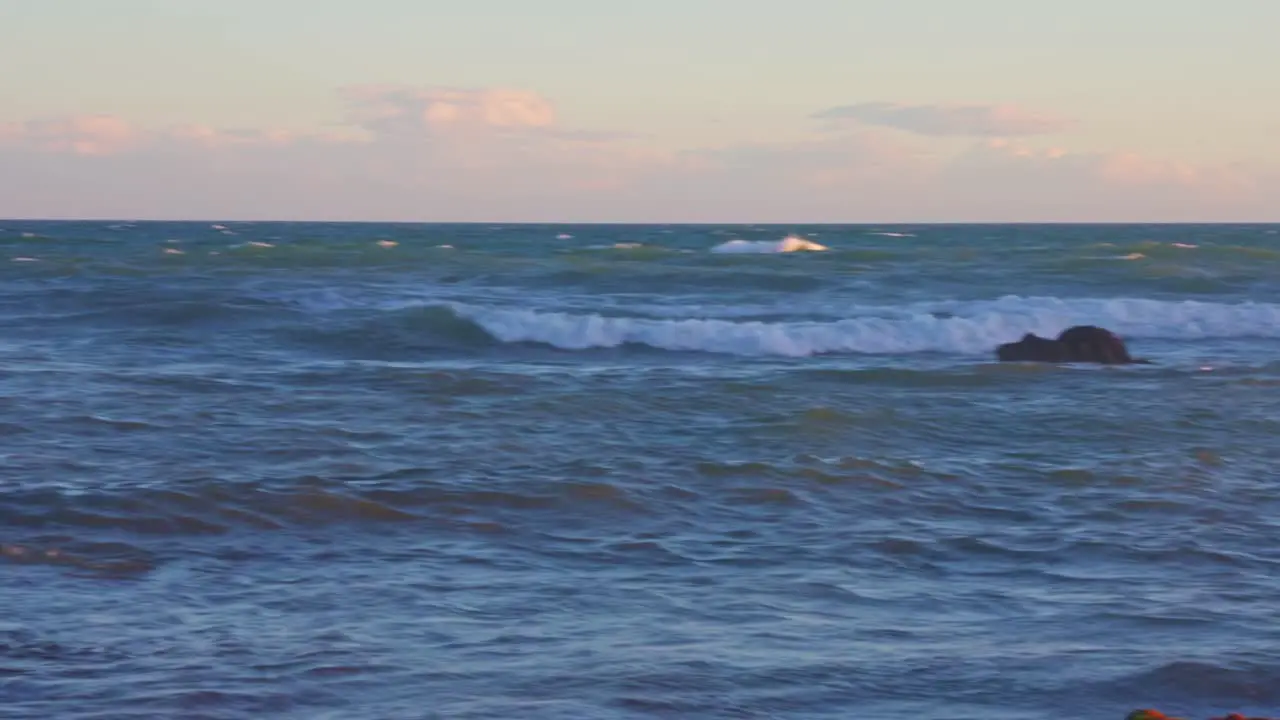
[710,236,829,254]
[441,296,1280,357]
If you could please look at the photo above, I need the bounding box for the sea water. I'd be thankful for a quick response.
[2,221,1279,719]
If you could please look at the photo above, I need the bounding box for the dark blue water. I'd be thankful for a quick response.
[3,221,1280,719]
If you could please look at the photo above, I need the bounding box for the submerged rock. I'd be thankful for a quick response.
[1126,710,1276,720]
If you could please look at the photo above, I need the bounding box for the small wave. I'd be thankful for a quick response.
[1076,242,1280,263]
[2,540,157,576]
[1112,660,1280,704]
[69,414,155,432]
[0,475,651,540]
[43,296,282,328]
[710,236,828,254]
[867,231,915,238]
[728,487,805,505]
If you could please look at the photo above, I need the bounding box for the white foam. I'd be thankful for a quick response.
[868,232,915,238]
[448,296,1280,357]
[711,235,828,254]
[584,242,646,250]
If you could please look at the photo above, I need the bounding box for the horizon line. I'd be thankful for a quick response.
[5,217,1280,227]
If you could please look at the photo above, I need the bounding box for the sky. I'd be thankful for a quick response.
[1,0,1277,222]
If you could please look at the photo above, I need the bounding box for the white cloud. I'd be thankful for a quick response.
[0,87,1272,222]
[341,85,557,137]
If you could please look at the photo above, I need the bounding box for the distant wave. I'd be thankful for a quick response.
[443,296,1280,357]
[710,236,828,254]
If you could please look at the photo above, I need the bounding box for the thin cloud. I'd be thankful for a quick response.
[919,139,1263,221]
[0,114,139,155]
[814,102,1073,137]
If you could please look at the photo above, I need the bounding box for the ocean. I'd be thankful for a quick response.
[2,221,1279,720]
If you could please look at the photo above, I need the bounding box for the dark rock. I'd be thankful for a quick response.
[995,325,1151,364]
[996,332,1072,363]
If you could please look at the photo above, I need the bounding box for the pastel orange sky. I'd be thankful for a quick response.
[2,0,1277,222]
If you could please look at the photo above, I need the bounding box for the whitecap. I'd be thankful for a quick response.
[584,242,645,250]
[710,235,828,254]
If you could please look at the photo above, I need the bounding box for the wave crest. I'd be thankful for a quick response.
[447,296,1280,357]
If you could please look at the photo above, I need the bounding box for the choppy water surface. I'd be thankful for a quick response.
[3,221,1280,719]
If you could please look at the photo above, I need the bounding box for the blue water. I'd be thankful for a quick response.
[3,221,1280,719]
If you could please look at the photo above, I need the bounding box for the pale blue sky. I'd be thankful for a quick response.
[1,1,1277,220]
